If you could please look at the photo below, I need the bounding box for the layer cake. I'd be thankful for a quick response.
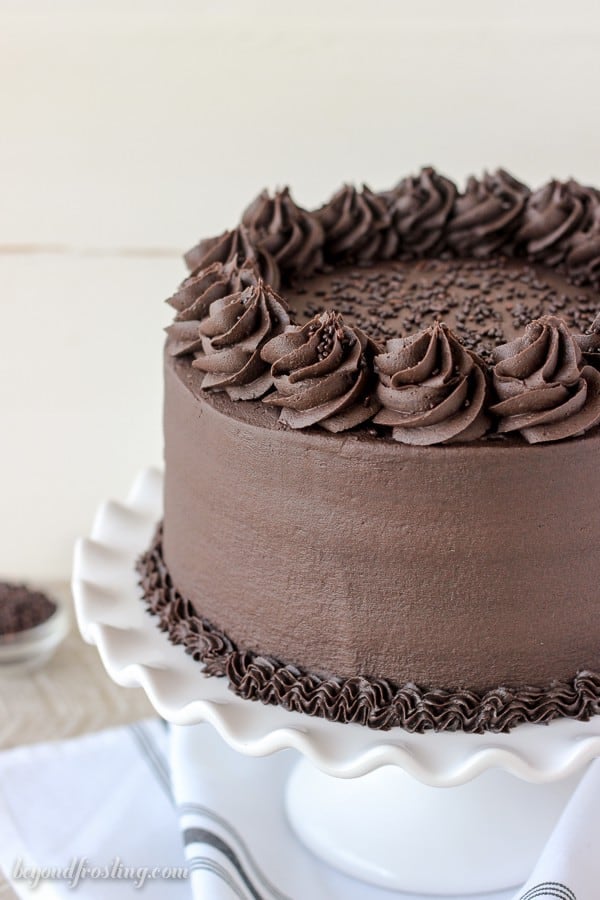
[139,170,600,732]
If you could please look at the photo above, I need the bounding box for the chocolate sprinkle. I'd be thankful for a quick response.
[286,257,600,361]
[0,582,57,636]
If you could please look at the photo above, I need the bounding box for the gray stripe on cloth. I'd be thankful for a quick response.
[179,802,290,900]
[129,721,172,800]
[518,883,577,900]
[188,857,250,900]
[185,827,278,900]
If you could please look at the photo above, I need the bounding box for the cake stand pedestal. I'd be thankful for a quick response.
[285,761,580,895]
[72,468,600,897]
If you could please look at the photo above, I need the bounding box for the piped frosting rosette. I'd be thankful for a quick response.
[384,166,457,256]
[166,260,259,357]
[190,281,290,400]
[316,185,398,263]
[490,315,600,443]
[184,225,280,288]
[575,315,600,368]
[515,180,591,265]
[446,170,529,257]
[260,311,380,432]
[567,198,600,286]
[241,187,325,277]
[373,323,490,445]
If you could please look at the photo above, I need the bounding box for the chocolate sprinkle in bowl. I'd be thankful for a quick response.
[0,581,69,673]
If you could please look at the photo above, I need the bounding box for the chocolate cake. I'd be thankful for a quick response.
[139,169,600,732]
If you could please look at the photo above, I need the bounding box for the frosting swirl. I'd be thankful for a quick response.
[191,281,290,400]
[515,180,589,264]
[386,166,457,256]
[184,225,281,288]
[373,323,490,444]
[241,187,325,277]
[574,315,600,368]
[260,311,380,431]
[446,169,530,257]
[490,315,600,443]
[166,260,258,357]
[567,194,600,285]
[316,185,398,263]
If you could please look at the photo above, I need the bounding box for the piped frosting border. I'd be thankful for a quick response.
[137,526,600,734]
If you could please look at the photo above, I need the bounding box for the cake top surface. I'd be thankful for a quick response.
[166,169,600,446]
[286,256,598,356]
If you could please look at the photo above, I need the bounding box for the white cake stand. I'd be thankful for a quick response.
[72,468,600,897]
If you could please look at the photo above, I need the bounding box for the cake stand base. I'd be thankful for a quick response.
[285,757,582,895]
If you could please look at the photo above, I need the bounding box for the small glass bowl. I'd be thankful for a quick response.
[0,598,70,675]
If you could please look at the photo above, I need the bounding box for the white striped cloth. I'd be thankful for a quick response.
[0,720,188,900]
[0,719,597,899]
[169,723,598,900]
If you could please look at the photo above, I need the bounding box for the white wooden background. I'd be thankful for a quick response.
[2,0,600,579]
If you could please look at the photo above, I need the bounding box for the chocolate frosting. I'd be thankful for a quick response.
[374,323,489,444]
[161,355,600,730]
[190,281,290,400]
[385,166,457,256]
[567,198,600,285]
[166,260,259,357]
[491,315,600,443]
[515,180,589,264]
[138,526,600,734]
[446,170,529,257]
[260,311,380,431]
[575,314,600,368]
[184,226,281,289]
[241,187,325,276]
[172,171,600,445]
[316,185,398,263]
[155,173,600,733]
